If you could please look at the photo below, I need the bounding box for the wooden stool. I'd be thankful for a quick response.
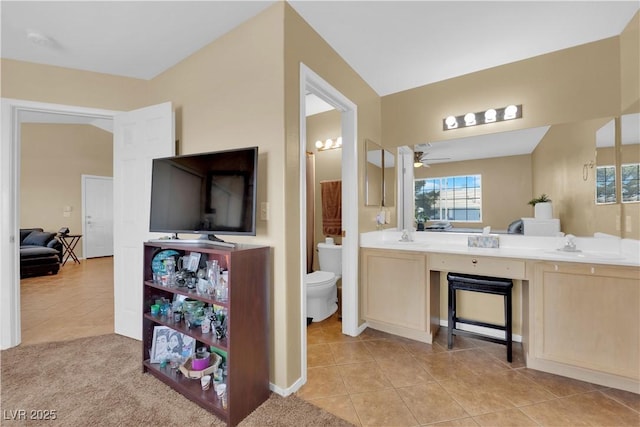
[447,273,513,362]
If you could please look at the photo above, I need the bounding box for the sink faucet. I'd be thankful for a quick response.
[561,234,581,252]
[400,229,413,242]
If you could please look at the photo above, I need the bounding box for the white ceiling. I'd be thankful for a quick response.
[3,1,638,159]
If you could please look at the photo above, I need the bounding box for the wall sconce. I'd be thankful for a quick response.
[315,137,342,151]
[443,104,522,131]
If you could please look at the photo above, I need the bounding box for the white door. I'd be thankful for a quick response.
[113,102,174,340]
[83,175,114,258]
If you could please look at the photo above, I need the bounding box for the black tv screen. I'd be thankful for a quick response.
[149,147,258,238]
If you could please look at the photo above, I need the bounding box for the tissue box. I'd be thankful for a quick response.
[468,235,500,248]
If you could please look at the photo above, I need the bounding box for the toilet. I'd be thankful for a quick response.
[306,242,342,322]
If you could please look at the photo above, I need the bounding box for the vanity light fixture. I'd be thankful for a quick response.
[316,137,342,151]
[443,104,522,130]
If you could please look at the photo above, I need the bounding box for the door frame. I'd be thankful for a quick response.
[1,98,119,349]
[81,174,114,259]
[298,64,364,386]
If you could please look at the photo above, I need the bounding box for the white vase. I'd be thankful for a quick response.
[534,202,553,219]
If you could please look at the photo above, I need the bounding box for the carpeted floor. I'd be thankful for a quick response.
[1,334,353,426]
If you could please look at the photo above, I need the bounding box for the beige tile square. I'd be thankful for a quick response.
[451,348,511,376]
[297,365,347,400]
[396,382,469,425]
[479,341,526,368]
[480,370,556,407]
[517,367,598,397]
[439,374,515,416]
[338,362,392,394]
[414,351,478,382]
[330,341,374,365]
[364,338,412,361]
[521,391,640,426]
[433,328,482,350]
[375,354,435,388]
[472,408,538,426]
[308,343,336,368]
[402,339,446,357]
[601,387,640,412]
[350,389,419,427]
[429,418,479,426]
[309,395,362,426]
[307,326,330,345]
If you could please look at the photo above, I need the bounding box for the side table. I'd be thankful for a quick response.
[58,234,82,265]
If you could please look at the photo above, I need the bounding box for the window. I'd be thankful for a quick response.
[415,175,481,222]
[622,163,640,203]
[596,166,616,204]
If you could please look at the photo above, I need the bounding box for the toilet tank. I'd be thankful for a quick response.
[317,243,342,275]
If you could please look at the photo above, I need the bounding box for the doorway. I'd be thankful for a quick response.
[299,64,363,388]
[1,98,119,349]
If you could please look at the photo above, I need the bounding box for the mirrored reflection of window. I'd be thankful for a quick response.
[596,165,616,204]
[415,175,481,222]
[621,163,640,203]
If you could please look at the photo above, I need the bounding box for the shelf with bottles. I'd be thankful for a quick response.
[143,312,229,351]
[142,354,228,417]
[144,280,230,309]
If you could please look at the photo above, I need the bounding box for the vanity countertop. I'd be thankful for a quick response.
[360,230,640,267]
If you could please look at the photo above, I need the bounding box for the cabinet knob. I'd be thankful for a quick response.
[471,259,478,264]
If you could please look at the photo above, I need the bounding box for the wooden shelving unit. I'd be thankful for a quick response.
[142,241,270,426]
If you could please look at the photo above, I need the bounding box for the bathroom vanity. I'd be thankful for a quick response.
[360,230,640,393]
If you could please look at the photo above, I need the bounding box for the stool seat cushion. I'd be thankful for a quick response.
[447,273,512,293]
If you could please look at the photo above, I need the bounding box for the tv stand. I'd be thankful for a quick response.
[148,234,236,248]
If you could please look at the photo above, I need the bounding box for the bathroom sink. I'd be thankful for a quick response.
[544,250,624,261]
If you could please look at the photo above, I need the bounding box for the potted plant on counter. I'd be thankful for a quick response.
[528,194,553,219]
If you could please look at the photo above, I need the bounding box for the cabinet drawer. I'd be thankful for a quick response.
[430,253,526,279]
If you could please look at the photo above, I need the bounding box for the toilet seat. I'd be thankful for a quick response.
[306,271,335,286]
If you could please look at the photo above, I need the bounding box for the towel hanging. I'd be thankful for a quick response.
[320,180,341,236]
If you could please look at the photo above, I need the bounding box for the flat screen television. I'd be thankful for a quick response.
[149,147,258,245]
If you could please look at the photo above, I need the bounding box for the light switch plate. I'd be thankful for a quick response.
[260,202,269,221]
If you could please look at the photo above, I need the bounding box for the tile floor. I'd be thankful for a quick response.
[298,313,640,426]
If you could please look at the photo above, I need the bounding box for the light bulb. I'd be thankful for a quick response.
[445,115,458,129]
[504,105,518,120]
[324,139,332,150]
[336,137,342,147]
[315,140,323,149]
[484,109,497,123]
[464,112,476,126]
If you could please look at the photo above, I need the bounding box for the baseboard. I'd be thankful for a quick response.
[440,319,522,343]
[270,375,304,397]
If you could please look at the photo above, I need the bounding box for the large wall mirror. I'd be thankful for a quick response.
[365,139,395,207]
[404,117,624,237]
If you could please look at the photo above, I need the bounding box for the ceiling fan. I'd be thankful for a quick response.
[413,150,451,168]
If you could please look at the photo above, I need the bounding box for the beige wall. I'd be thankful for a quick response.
[532,118,610,236]
[620,12,640,240]
[20,124,113,256]
[147,4,289,387]
[283,3,382,385]
[415,154,532,230]
[620,12,639,113]
[1,59,148,111]
[381,37,620,149]
[306,109,343,271]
